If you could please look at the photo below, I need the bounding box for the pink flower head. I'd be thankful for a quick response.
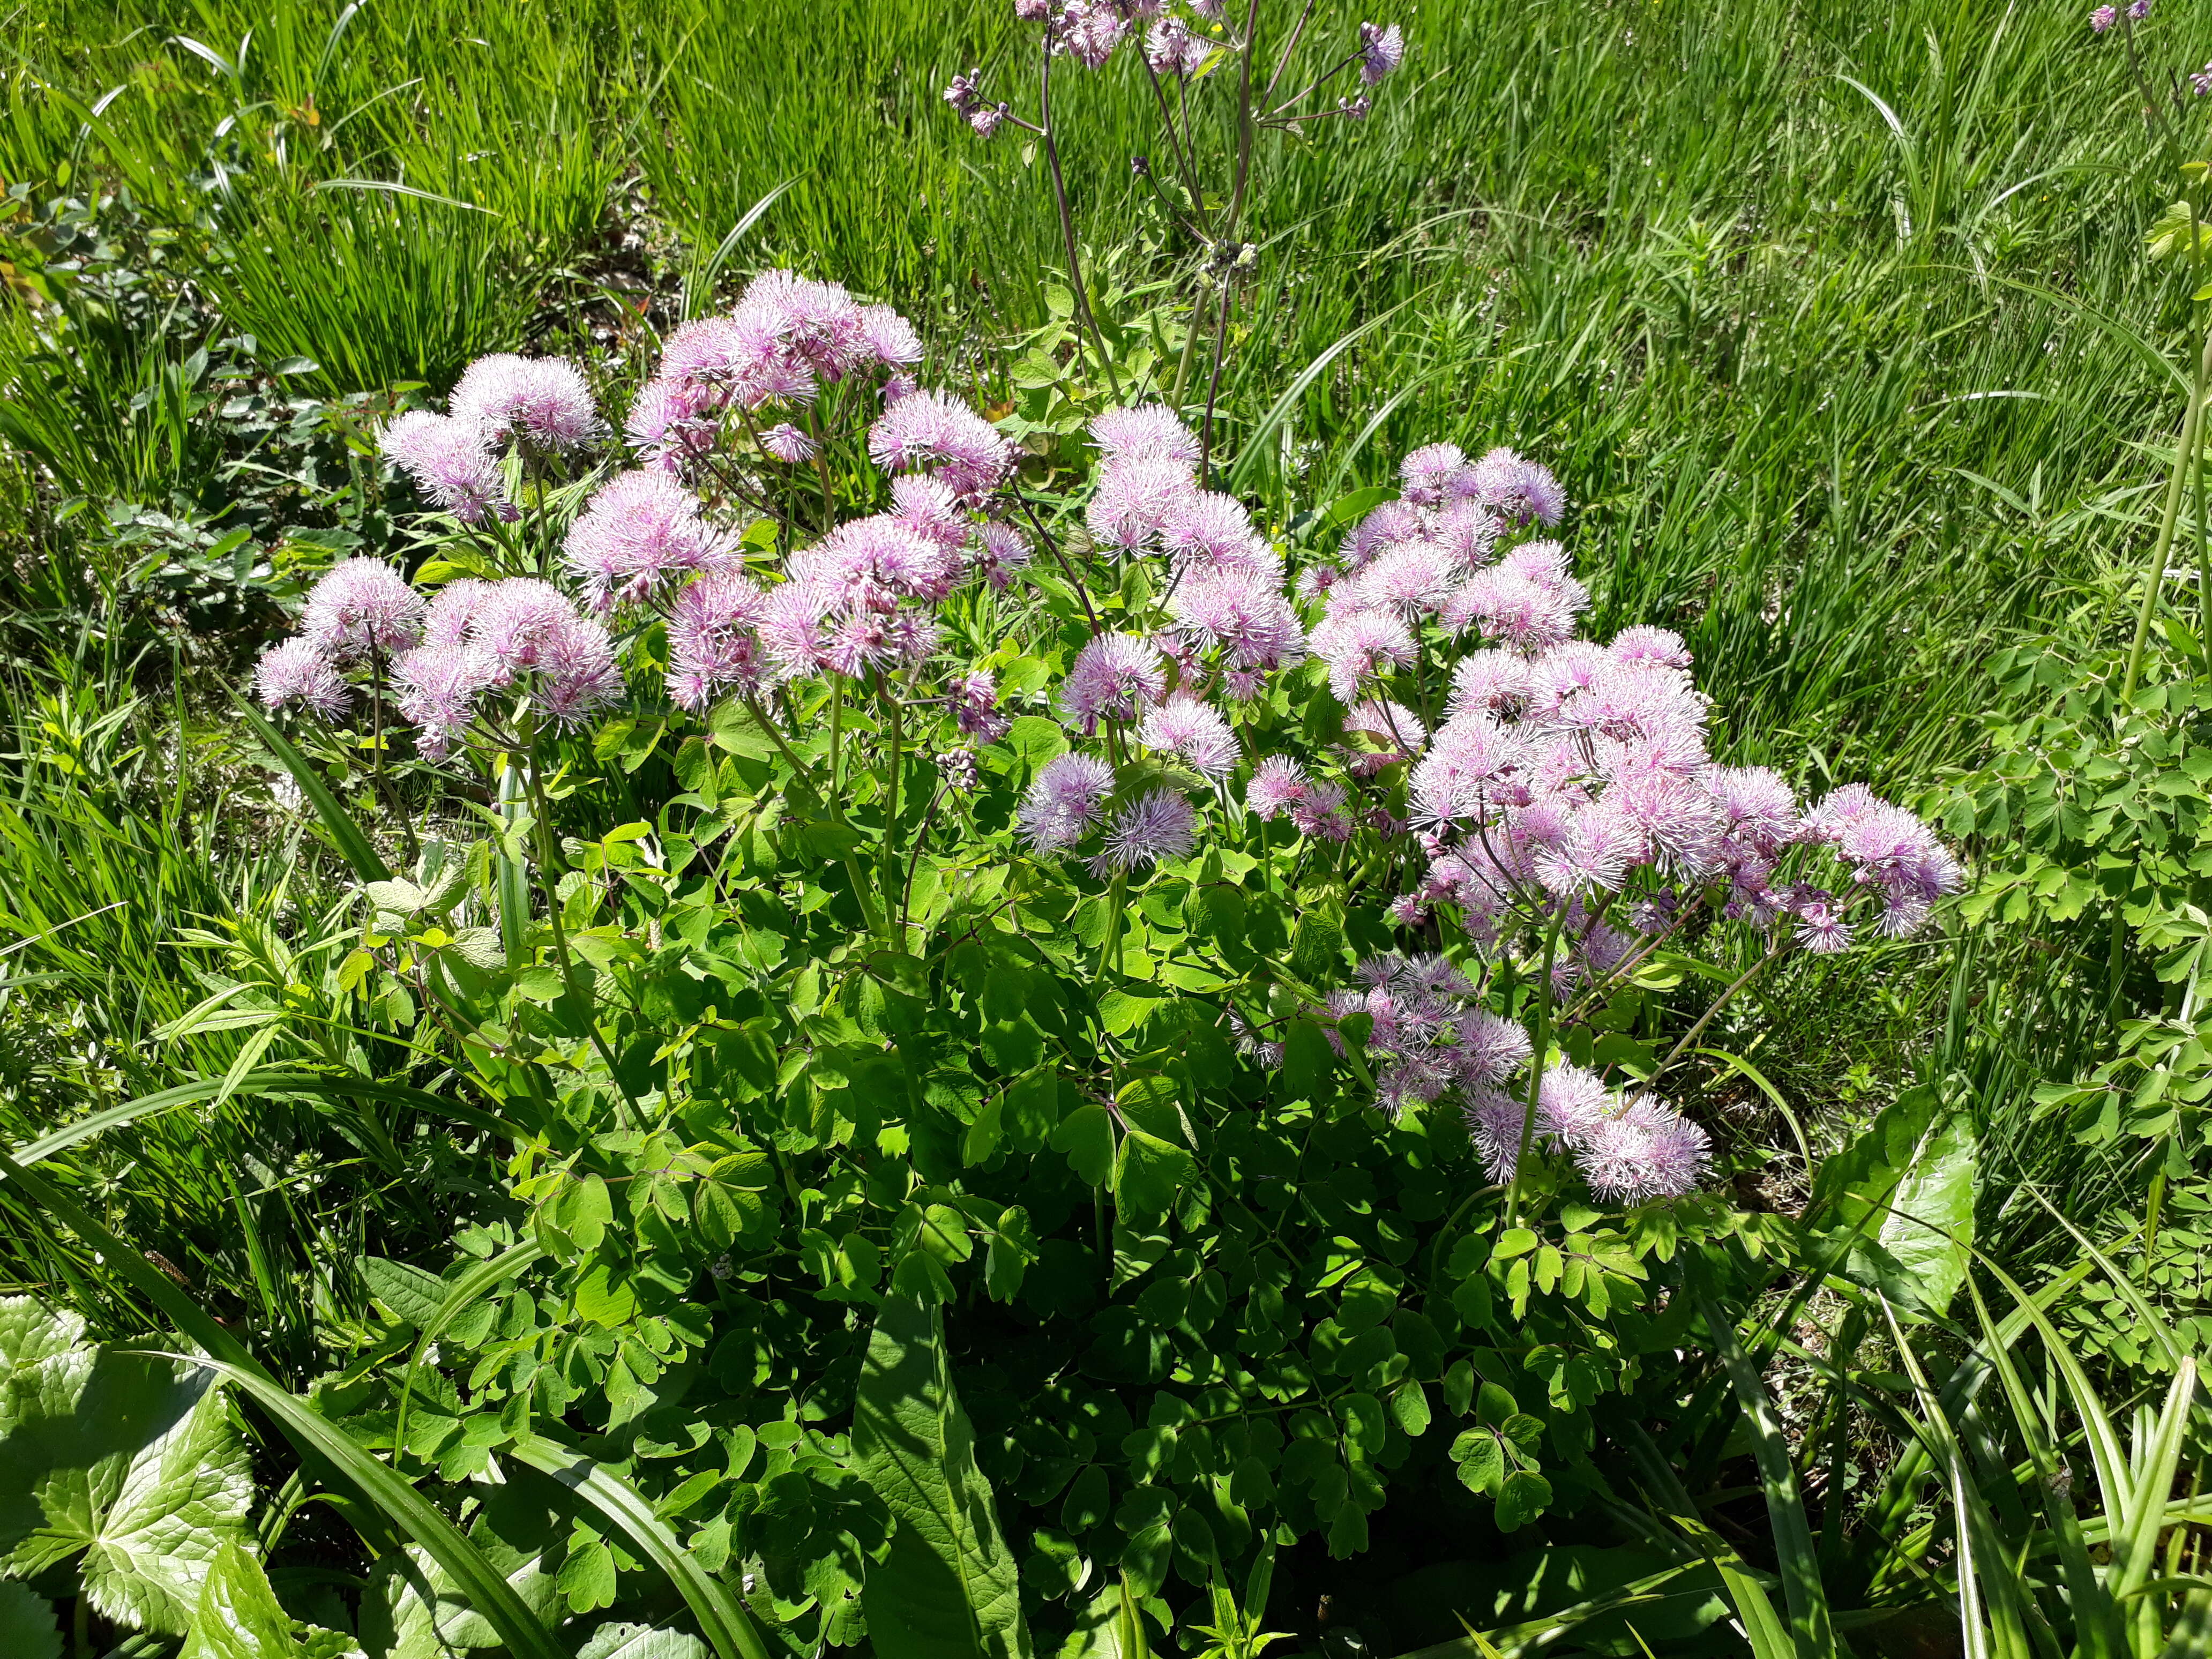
[1019,751,1116,852]
[1358,20,1405,84]
[423,578,498,648]
[471,579,580,676]
[1340,542,1458,622]
[1399,441,1473,507]
[1247,754,1312,820]
[868,390,1013,498]
[254,637,348,717]
[1342,498,1426,568]
[302,558,425,660]
[758,422,816,463]
[1166,569,1306,672]
[1536,1061,1612,1146]
[967,521,1034,589]
[379,410,507,522]
[1610,624,1692,669]
[1470,446,1566,526]
[1137,692,1239,779]
[531,612,624,729]
[1089,788,1197,877]
[1454,1010,1534,1087]
[563,470,733,613]
[1310,608,1416,702]
[667,570,774,709]
[392,643,498,759]
[856,306,925,370]
[1087,455,1199,554]
[1441,568,1579,651]
[1056,0,1129,66]
[2090,4,2117,27]
[1576,1100,1710,1202]
[625,376,723,472]
[1058,632,1168,729]
[450,354,602,450]
[1161,491,1273,574]
[1446,649,1533,720]
[1089,404,1202,465]
[798,512,963,606]
[1464,1088,1530,1181]
[890,474,968,552]
[948,669,1012,743]
[1146,15,1210,74]
[1709,766,1798,856]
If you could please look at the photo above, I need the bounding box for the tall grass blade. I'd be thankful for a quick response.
[510,1435,771,1659]
[230,688,390,883]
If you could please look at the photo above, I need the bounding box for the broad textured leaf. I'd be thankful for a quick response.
[0,1298,252,1635]
[851,1292,1032,1659]
[578,1624,710,1659]
[1810,1087,1975,1318]
[361,1257,451,1330]
[183,1541,363,1659]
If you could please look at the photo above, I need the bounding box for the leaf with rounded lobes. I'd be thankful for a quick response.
[1050,1104,1116,1187]
[1114,1132,1194,1223]
[850,1292,1033,1659]
[360,1257,448,1331]
[0,1298,253,1637]
[182,1542,365,1659]
[1497,1469,1555,1531]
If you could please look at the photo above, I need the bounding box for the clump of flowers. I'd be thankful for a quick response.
[255,282,1957,1216]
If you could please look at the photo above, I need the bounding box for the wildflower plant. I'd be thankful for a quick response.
[236,252,1957,1644]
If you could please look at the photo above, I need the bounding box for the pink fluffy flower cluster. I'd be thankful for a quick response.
[379,355,601,522]
[259,270,1033,766]
[253,559,621,760]
[1312,954,1710,1203]
[943,0,1404,131]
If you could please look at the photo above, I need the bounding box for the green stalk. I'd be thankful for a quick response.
[878,675,905,945]
[1095,869,1130,980]
[2121,322,2212,704]
[518,717,640,1127]
[1504,912,1565,1231]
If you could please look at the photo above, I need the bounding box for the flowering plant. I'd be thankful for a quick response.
[246,264,1956,1644]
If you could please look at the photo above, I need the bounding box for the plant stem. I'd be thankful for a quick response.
[1645,935,1790,1090]
[519,720,639,1127]
[1504,913,1564,1231]
[1040,40,1122,400]
[879,671,905,940]
[1227,0,1262,234]
[365,647,416,862]
[1198,278,1235,488]
[2121,321,2212,704]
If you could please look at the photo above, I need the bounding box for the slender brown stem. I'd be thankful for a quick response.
[1040,40,1123,399]
[1198,279,1235,488]
[1261,0,1319,106]
[365,648,417,862]
[1227,0,1263,233]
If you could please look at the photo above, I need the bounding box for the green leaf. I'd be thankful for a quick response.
[230,686,390,882]
[0,1582,59,1659]
[1114,1132,1195,1223]
[1050,1104,1116,1186]
[509,1437,769,1659]
[168,1359,569,1659]
[184,1542,349,1659]
[850,1292,1033,1659]
[1810,1087,1975,1319]
[361,1257,449,1330]
[0,1298,254,1636]
[578,1624,711,1659]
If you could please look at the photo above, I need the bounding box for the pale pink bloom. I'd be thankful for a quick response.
[890,475,968,551]
[1471,446,1565,526]
[1018,751,1115,852]
[667,570,774,709]
[1138,693,1239,779]
[1057,632,1168,728]
[451,354,602,449]
[1536,1062,1612,1145]
[969,521,1034,588]
[1310,608,1415,702]
[1086,455,1198,554]
[392,643,498,759]
[255,637,348,716]
[564,470,733,613]
[423,578,499,648]
[531,613,624,729]
[472,579,579,675]
[1358,20,1405,84]
[1089,404,1201,465]
[759,422,816,463]
[1167,569,1306,672]
[379,411,507,521]
[867,390,1013,497]
[302,558,424,660]
[1247,754,1312,820]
